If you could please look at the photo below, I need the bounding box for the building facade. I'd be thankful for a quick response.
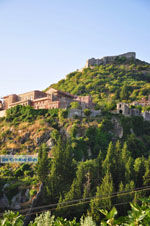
[117,102,150,121]
[0,88,94,111]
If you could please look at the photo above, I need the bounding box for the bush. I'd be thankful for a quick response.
[70,102,81,109]
[84,109,91,117]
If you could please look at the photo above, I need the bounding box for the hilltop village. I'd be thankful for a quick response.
[0,52,150,120]
[0,87,150,121]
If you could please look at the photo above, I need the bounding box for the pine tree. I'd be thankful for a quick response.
[48,137,75,202]
[134,157,145,187]
[102,141,114,175]
[37,143,50,184]
[121,142,133,184]
[90,173,114,222]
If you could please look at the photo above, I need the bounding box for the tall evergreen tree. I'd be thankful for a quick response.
[37,143,50,185]
[102,141,114,175]
[134,157,145,187]
[48,137,75,202]
[90,173,114,222]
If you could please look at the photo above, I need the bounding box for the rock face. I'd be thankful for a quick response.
[0,183,30,210]
[0,194,9,209]
[23,183,44,226]
[85,52,136,67]
[19,133,30,144]
[36,131,51,145]
[10,192,22,210]
[46,138,54,148]
[111,117,123,139]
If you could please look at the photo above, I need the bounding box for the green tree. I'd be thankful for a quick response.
[59,159,97,219]
[70,101,81,109]
[102,142,114,175]
[90,173,114,222]
[0,211,24,226]
[48,137,75,202]
[84,109,91,117]
[134,157,145,187]
[121,142,133,183]
[120,84,129,100]
[37,143,50,184]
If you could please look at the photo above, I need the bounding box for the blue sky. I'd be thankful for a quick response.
[0,0,150,97]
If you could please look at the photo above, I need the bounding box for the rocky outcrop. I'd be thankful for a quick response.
[36,131,51,145]
[10,192,22,210]
[23,183,44,226]
[0,183,30,210]
[46,138,54,148]
[19,133,30,144]
[0,194,9,209]
[111,117,123,138]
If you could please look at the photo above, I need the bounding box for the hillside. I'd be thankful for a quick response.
[48,57,150,110]
[0,55,150,225]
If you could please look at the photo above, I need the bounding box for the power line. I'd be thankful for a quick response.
[22,185,150,217]
[2,185,149,218]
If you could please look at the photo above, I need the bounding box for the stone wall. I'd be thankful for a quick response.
[68,109,101,118]
[9,100,32,108]
[33,98,60,109]
[18,90,46,101]
[85,52,136,67]
[3,94,18,109]
[75,96,93,109]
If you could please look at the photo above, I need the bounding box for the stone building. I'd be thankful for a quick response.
[2,90,47,109]
[117,102,150,121]
[85,52,136,68]
[117,103,130,116]
[117,102,140,116]
[0,88,94,111]
[142,111,150,121]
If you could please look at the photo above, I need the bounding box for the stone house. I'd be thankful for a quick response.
[117,102,150,121]
[117,103,130,116]
[117,102,140,116]
[2,90,47,109]
[0,88,94,111]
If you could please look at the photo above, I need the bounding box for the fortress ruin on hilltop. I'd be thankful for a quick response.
[85,52,136,68]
